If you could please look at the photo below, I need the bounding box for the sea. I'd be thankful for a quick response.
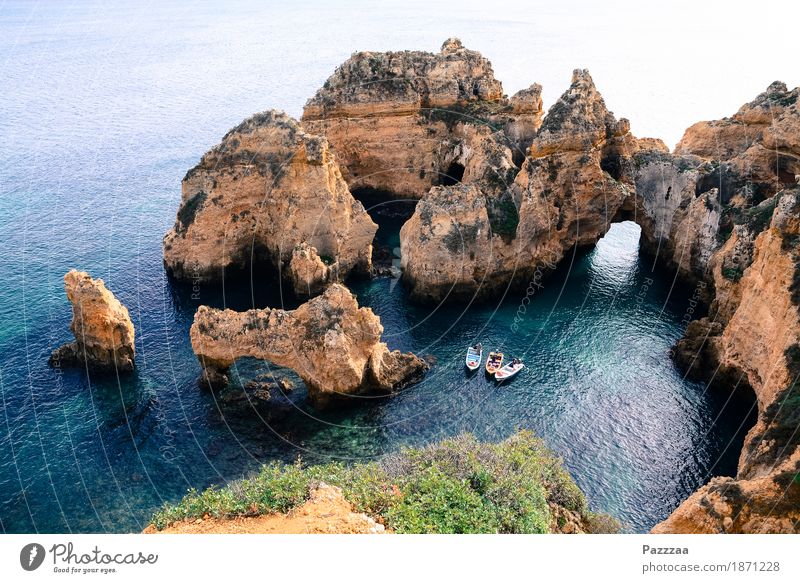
[2,0,792,533]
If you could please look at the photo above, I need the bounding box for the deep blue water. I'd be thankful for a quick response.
[0,1,757,534]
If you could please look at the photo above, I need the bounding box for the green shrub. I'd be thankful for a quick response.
[151,430,614,534]
[584,512,624,534]
[722,266,744,282]
[386,466,499,533]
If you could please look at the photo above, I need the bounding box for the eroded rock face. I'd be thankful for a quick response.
[676,81,800,191]
[302,38,540,199]
[400,69,643,302]
[651,83,800,533]
[49,270,135,371]
[400,184,512,302]
[288,242,335,298]
[655,188,800,533]
[189,283,428,407]
[632,81,800,282]
[163,110,377,287]
[632,153,723,280]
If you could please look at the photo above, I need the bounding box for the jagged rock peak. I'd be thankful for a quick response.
[530,68,620,156]
[734,80,797,120]
[49,270,135,372]
[509,83,543,114]
[440,37,464,53]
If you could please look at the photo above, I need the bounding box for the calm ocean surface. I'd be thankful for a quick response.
[0,0,778,533]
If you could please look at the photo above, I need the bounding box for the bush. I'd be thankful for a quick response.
[385,466,499,533]
[151,430,615,533]
[584,512,624,534]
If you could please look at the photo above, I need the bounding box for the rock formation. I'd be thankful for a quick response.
[400,69,646,302]
[161,33,799,531]
[676,81,799,190]
[302,38,540,199]
[288,242,335,298]
[163,110,377,291]
[49,270,135,372]
[189,283,428,406]
[632,81,800,282]
[654,190,800,533]
[650,83,800,533]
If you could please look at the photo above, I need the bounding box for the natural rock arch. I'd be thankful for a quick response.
[189,284,428,407]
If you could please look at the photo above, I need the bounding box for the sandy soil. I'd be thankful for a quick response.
[144,484,387,534]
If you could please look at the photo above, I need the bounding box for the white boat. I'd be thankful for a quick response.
[495,360,524,381]
[465,344,482,371]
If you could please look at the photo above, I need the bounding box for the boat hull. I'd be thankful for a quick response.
[495,363,524,380]
[485,352,503,375]
[465,346,482,371]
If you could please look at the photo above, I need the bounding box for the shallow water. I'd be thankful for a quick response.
[0,1,762,533]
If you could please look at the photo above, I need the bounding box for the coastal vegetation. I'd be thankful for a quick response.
[151,431,620,534]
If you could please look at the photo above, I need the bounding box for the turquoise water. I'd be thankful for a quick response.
[0,1,757,533]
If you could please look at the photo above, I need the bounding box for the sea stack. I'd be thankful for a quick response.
[302,38,540,198]
[49,270,135,372]
[399,68,647,302]
[163,110,377,292]
[189,283,428,407]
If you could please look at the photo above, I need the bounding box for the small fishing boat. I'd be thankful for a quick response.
[495,358,524,381]
[465,343,483,371]
[485,351,504,375]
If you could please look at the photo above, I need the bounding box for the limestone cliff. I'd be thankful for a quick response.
[633,81,800,282]
[676,81,799,190]
[189,283,428,407]
[654,189,800,532]
[163,110,377,290]
[400,69,643,302]
[302,38,539,199]
[49,270,135,372]
[647,83,800,533]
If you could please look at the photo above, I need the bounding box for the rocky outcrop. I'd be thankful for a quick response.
[632,81,800,282]
[302,38,540,199]
[400,183,513,302]
[676,81,799,191]
[163,110,377,287]
[49,270,135,372]
[189,283,428,406]
[288,242,335,298]
[651,463,799,534]
[654,187,800,533]
[631,150,709,279]
[400,69,645,302]
[650,83,800,533]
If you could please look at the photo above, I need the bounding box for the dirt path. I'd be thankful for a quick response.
[144,484,387,534]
